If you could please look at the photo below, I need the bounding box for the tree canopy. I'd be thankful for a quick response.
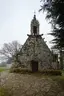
[40,0,64,69]
[40,0,64,49]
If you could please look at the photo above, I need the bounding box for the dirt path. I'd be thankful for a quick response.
[0,72,64,96]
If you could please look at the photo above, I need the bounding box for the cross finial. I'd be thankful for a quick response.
[34,11,36,15]
[34,11,36,19]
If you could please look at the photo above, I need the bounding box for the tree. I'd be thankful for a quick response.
[40,0,64,69]
[0,41,22,63]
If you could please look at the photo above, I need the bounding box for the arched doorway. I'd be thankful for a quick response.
[31,60,38,72]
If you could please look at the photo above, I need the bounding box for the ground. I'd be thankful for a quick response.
[0,68,64,96]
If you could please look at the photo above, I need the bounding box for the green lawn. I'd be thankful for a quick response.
[0,67,8,72]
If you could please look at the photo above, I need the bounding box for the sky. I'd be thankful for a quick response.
[0,0,53,49]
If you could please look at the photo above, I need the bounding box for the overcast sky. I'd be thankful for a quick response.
[0,0,53,49]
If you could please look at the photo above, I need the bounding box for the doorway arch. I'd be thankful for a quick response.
[31,60,38,72]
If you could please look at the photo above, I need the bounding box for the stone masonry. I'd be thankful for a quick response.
[11,14,53,72]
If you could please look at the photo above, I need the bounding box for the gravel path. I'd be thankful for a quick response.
[0,72,64,96]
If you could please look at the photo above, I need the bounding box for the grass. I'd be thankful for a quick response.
[0,67,8,72]
[0,87,12,96]
[50,70,64,91]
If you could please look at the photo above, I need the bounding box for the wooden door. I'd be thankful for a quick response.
[31,60,38,72]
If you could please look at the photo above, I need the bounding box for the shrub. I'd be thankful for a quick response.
[41,70,62,75]
[10,67,62,75]
[10,67,32,74]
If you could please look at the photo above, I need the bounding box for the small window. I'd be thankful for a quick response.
[33,26,37,35]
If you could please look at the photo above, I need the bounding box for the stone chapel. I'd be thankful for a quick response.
[13,14,53,72]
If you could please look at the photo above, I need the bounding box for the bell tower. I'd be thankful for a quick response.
[31,14,40,35]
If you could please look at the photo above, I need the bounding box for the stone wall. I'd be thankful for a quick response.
[18,35,53,71]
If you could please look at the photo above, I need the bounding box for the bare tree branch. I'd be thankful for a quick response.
[0,41,22,62]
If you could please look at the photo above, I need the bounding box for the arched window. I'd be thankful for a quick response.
[33,26,37,35]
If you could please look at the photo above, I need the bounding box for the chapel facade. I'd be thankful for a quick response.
[14,14,53,72]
